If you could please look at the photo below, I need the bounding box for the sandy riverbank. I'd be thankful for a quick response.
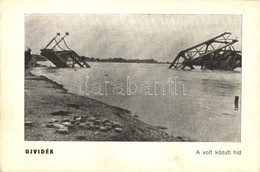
[25,71,193,141]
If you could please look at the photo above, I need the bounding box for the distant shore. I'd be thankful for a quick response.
[25,71,193,141]
[32,54,170,64]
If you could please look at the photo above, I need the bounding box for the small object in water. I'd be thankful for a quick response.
[94,131,99,135]
[234,96,239,110]
[105,74,108,77]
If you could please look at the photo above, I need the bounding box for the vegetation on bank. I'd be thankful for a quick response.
[80,56,169,64]
[31,54,170,64]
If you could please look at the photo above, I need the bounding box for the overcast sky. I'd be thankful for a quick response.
[25,14,241,62]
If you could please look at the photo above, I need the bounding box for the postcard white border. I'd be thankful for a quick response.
[1,0,260,171]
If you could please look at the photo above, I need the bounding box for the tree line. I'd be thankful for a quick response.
[81,56,164,63]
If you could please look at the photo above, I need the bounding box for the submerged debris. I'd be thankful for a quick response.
[40,33,90,68]
[169,32,241,71]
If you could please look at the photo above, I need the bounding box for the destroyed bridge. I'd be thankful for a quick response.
[41,32,90,68]
[41,32,241,71]
[169,32,241,71]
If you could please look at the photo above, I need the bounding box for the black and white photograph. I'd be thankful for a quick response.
[25,14,241,142]
[1,1,260,171]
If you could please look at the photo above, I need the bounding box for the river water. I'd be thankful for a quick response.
[32,62,241,141]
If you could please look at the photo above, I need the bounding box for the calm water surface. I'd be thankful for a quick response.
[32,62,241,141]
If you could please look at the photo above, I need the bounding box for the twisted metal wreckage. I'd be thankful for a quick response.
[169,32,241,71]
[41,32,90,68]
[40,32,241,71]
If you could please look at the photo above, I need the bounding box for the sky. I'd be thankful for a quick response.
[25,14,241,62]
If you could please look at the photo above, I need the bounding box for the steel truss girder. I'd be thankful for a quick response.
[169,32,241,70]
[41,33,90,68]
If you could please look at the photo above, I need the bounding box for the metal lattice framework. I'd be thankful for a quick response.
[41,33,90,68]
[169,32,241,70]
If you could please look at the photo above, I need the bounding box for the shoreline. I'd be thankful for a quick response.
[25,71,194,141]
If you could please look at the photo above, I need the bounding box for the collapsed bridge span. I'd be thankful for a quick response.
[41,33,90,68]
[169,32,241,71]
